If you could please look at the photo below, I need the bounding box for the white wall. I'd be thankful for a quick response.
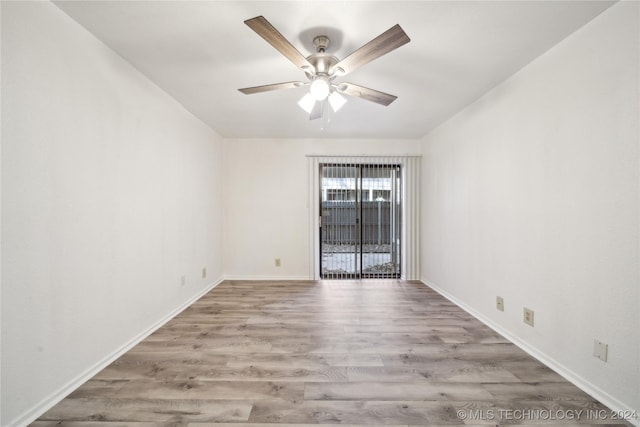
[421,1,639,416]
[223,139,420,279]
[1,2,224,425]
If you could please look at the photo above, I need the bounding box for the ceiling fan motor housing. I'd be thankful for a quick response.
[303,35,338,78]
[307,53,339,77]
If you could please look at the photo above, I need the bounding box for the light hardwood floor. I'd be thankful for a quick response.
[33,280,629,426]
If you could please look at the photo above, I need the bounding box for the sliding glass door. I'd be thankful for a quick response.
[320,163,401,279]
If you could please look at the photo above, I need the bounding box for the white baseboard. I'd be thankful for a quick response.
[223,275,313,282]
[9,277,224,427]
[423,279,639,427]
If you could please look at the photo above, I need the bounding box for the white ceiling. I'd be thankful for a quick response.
[54,1,615,139]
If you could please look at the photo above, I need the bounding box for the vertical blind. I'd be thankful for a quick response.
[319,162,401,279]
[308,155,421,280]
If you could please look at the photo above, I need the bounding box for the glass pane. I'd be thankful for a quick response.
[321,164,359,278]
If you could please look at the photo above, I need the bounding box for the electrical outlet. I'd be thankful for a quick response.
[496,296,504,312]
[593,339,608,362]
[202,267,207,279]
[523,307,534,327]
[181,275,186,286]
[275,258,281,267]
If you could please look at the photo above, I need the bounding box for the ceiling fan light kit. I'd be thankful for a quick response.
[328,91,347,112]
[238,16,410,121]
[310,77,331,100]
[298,89,346,117]
[298,93,316,114]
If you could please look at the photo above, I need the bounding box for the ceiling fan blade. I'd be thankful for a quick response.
[245,16,313,71]
[337,83,398,106]
[330,24,410,76]
[309,100,322,120]
[238,81,305,95]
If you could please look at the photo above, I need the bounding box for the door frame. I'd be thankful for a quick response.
[308,155,421,281]
[319,163,402,279]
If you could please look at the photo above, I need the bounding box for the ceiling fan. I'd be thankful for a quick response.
[238,16,410,120]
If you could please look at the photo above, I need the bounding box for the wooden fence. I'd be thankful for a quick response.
[321,201,395,245]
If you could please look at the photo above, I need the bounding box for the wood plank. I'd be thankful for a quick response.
[304,381,494,401]
[247,400,463,424]
[190,424,411,427]
[32,423,181,427]
[38,398,253,423]
[482,382,598,401]
[111,380,303,402]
